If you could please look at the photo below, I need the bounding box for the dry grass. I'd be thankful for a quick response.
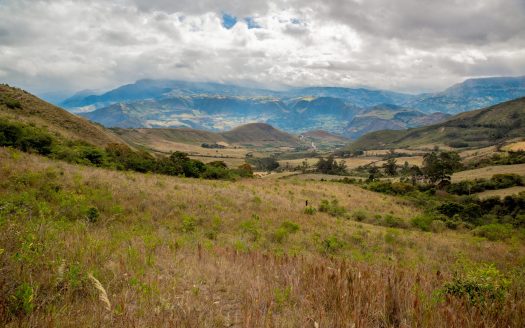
[474,186,525,199]
[1,147,524,327]
[451,163,525,182]
[504,141,525,152]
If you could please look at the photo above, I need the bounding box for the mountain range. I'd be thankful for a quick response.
[56,75,525,139]
[348,96,525,151]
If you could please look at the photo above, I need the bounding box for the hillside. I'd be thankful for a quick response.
[2,147,524,326]
[0,84,124,147]
[406,76,525,114]
[115,123,302,152]
[349,96,525,150]
[344,105,450,139]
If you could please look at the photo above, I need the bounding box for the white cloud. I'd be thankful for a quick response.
[0,0,524,95]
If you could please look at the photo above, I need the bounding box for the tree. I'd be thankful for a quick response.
[422,150,462,185]
[367,165,380,182]
[315,155,347,175]
[382,158,398,176]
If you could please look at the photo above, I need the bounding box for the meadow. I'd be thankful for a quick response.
[1,147,525,327]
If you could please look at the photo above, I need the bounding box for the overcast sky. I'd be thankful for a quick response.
[1,0,525,96]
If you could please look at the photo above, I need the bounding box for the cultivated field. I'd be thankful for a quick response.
[1,148,525,327]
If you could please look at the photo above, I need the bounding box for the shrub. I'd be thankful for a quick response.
[318,199,347,217]
[1,95,22,109]
[411,214,434,231]
[181,215,197,233]
[472,224,513,241]
[86,207,100,223]
[9,282,34,316]
[381,214,408,228]
[304,206,317,215]
[240,219,260,241]
[441,262,510,305]
[321,235,345,254]
[270,221,299,243]
[352,210,367,222]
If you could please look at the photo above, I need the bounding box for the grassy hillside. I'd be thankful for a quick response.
[0,84,124,147]
[1,148,525,326]
[349,97,525,150]
[115,123,302,150]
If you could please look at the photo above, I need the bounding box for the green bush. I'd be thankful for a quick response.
[304,206,317,215]
[472,224,513,241]
[240,218,260,241]
[321,235,345,254]
[318,199,347,217]
[9,282,34,316]
[181,215,197,233]
[352,210,367,222]
[271,221,299,243]
[442,262,510,305]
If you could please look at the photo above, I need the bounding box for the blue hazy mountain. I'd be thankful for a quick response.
[63,76,525,138]
[405,76,525,114]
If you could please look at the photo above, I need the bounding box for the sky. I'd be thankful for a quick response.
[1,0,525,97]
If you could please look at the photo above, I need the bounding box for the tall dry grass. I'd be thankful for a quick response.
[1,148,524,327]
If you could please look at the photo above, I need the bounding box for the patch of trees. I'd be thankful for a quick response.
[247,157,280,172]
[446,174,523,195]
[421,150,462,185]
[469,151,525,169]
[0,119,253,180]
[201,143,225,149]
[434,194,525,229]
[315,155,347,175]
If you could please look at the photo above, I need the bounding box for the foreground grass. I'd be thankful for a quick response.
[1,148,525,327]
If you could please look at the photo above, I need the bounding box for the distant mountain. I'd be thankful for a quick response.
[0,84,125,147]
[349,97,525,150]
[64,75,525,138]
[114,123,302,149]
[405,76,525,114]
[344,104,450,139]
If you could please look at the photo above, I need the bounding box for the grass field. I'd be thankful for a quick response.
[504,141,525,152]
[474,186,525,199]
[451,163,525,182]
[1,147,525,327]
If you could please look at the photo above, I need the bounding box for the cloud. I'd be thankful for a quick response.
[0,0,524,95]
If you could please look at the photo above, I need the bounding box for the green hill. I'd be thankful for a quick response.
[0,84,124,147]
[348,97,525,150]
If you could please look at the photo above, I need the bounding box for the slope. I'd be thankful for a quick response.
[0,84,124,147]
[349,97,525,150]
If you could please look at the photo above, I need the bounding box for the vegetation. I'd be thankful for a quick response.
[315,155,347,175]
[348,97,525,151]
[1,148,524,326]
[447,173,524,195]
[0,119,251,180]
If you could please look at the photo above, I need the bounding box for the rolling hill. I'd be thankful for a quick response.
[0,84,124,147]
[348,96,525,150]
[114,123,303,151]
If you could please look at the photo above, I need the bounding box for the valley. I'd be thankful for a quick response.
[1,84,525,327]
